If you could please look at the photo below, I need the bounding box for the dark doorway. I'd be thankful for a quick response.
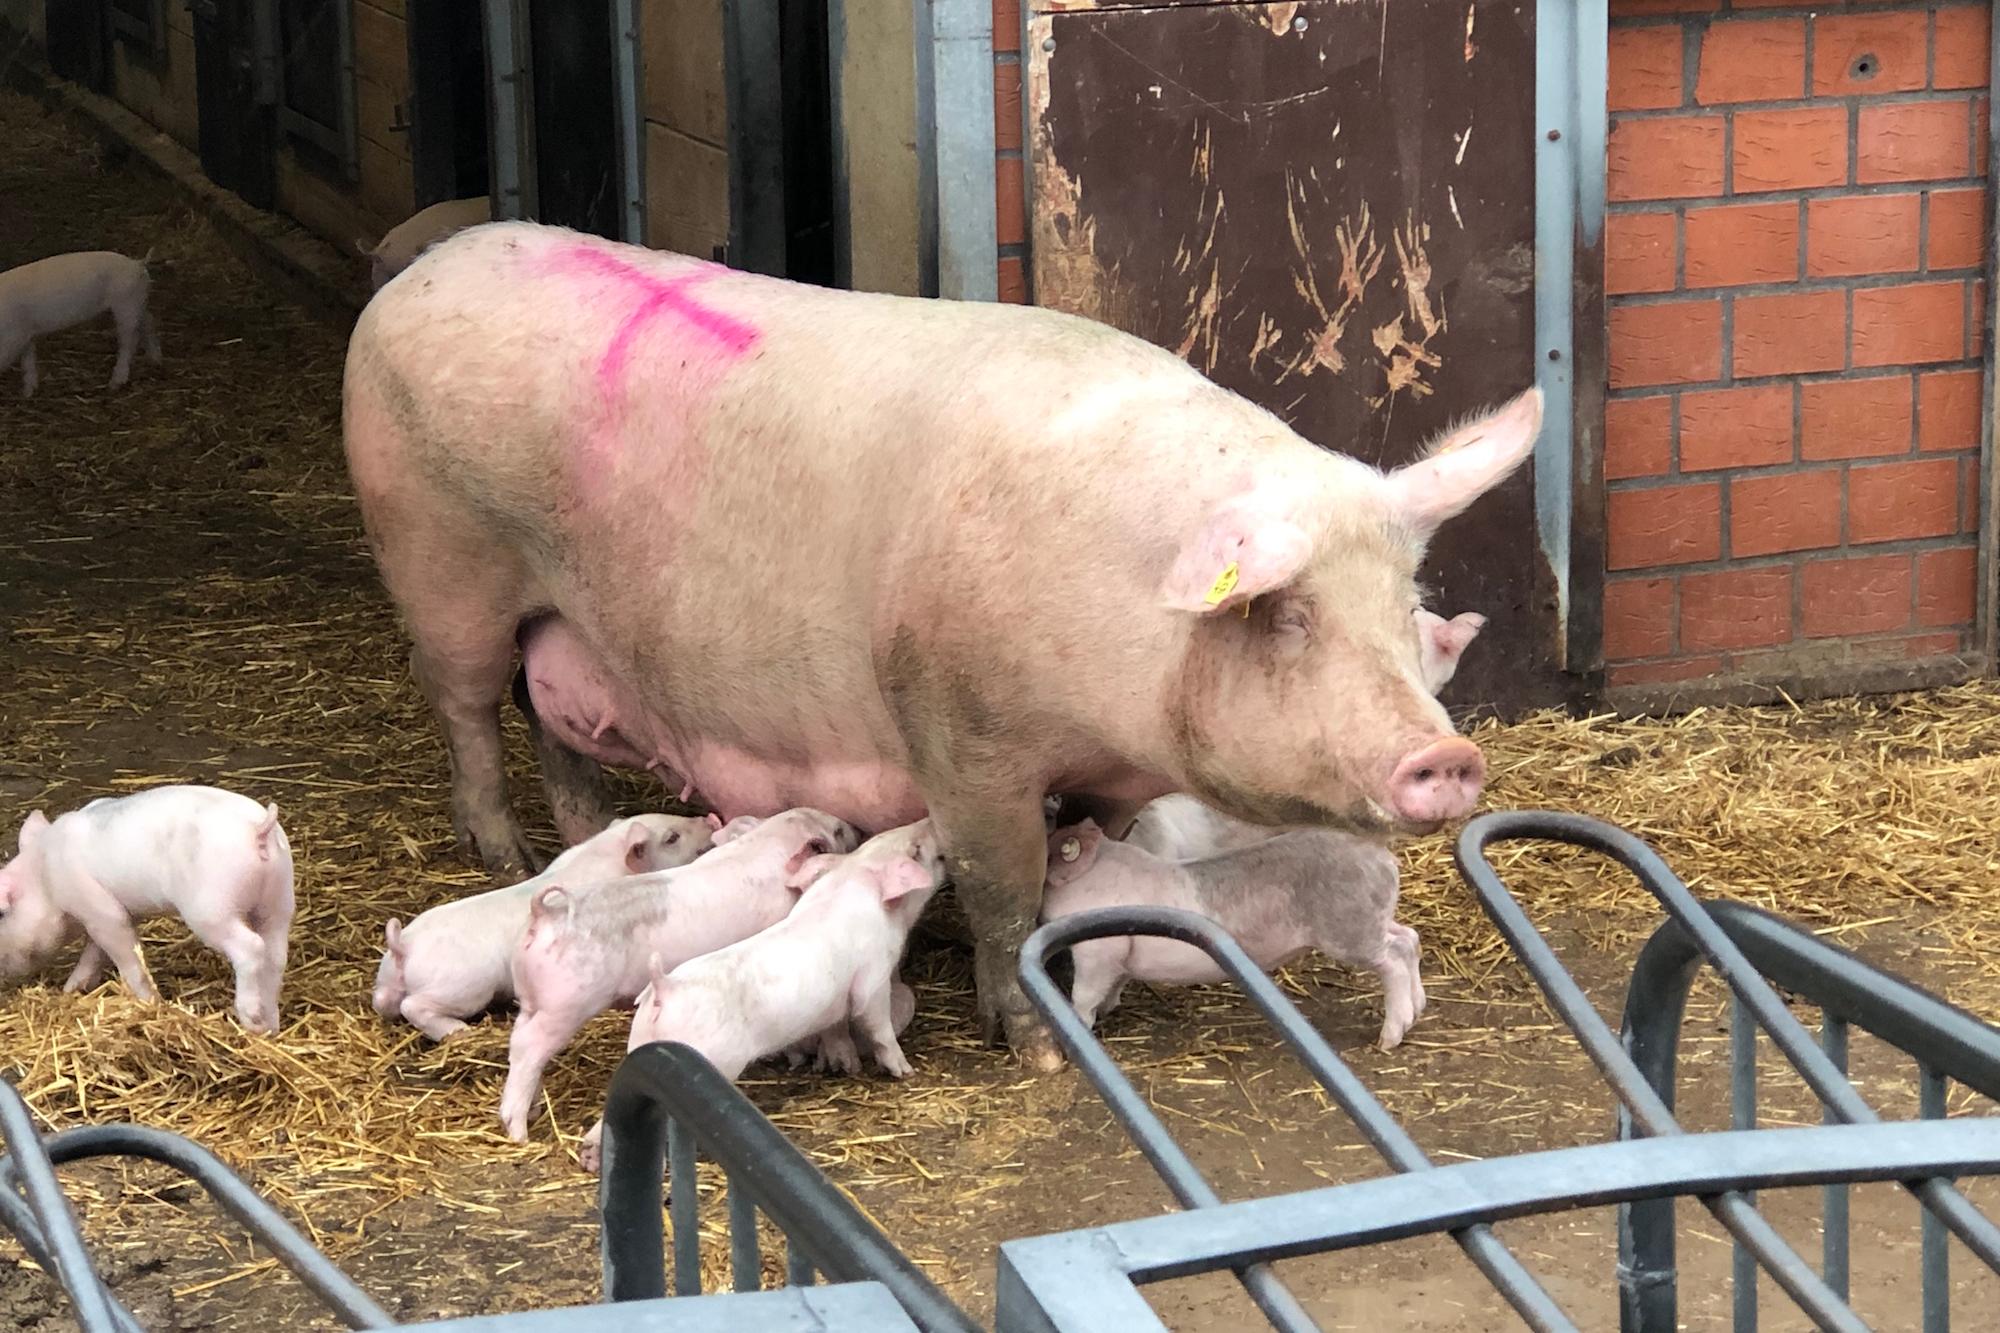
[528,0,619,238]
[406,0,488,208]
[190,0,276,211]
[45,1,107,93]
[777,0,836,286]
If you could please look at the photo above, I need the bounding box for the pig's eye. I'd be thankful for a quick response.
[807,838,829,855]
[1270,600,1313,639]
[665,832,680,845]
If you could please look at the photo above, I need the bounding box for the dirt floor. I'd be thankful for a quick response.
[5,82,2000,1332]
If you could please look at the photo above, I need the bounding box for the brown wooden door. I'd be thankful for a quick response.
[1027,0,1577,714]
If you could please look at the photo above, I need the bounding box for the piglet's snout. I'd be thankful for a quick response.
[1386,737,1486,826]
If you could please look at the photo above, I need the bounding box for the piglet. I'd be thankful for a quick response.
[0,786,292,1032]
[372,812,720,1041]
[1042,821,1425,1049]
[499,807,861,1140]
[360,198,490,291]
[0,250,160,397]
[578,821,943,1172]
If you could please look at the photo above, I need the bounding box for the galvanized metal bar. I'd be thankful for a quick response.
[335,0,359,181]
[597,1043,978,1331]
[1023,909,1576,1333]
[997,1229,1166,1333]
[481,0,531,220]
[0,1089,118,1333]
[922,0,999,300]
[728,1170,761,1292]
[1732,995,1758,1333]
[1820,1015,1851,1302]
[1533,0,1579,660]
[1976,0,2000,666]
[668,1117,702,1297]
[1461,813,2000,1282]
[611,0,646,244]
[826,0,852,289]
[722,0,786,274]
[786,1233,816,1287]
[1922,1064,1951,1333]
[1617,927,1699,1333]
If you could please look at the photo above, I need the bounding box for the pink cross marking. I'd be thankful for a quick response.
[550,245,760,399]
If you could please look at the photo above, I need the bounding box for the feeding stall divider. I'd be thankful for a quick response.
[4,812,2000,1331]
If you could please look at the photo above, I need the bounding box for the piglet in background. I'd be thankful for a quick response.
[372,812,720,1041]
[578,821,944,1172]
[1042,821,1425,1049]
[360,197,490,291]
[0,786,292,1032]
[0,250,159,397]
[499,807,861,1140]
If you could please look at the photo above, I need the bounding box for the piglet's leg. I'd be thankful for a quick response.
[140,309,161,363]
[189,917,279,1034]
[84,914,157,1003]
[110,301,140,388]
[500,1007,577,1140]
[401,995,471,1042]
[578,1119,605,1174]
[851,981,912,1079]
[18,341,37,398]
[1370,924,1426,1050]
[62,942,107,993]
[813,1022,861,1076]
[1066,939,1132,1030]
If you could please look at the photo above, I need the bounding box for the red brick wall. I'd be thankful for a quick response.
[1604,0,1989,689]
[995,0,1029,301]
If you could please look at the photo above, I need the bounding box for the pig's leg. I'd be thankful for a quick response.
[61,943,107,993]
[109,301,140,388]
[813,1022,861,1076]
[578,1119,605,1174]
[412,643,544,880]
[140,309,161,363]
[851,981,912,1079]
[928,793,1060,1068]
[1066,938,1133,1029]
[188,917,279,1033]
[511,666,617,846]
[500,1007,577,1140]
[401,994,471,1042]
[82,914,157,1002]
[18,341,36,398]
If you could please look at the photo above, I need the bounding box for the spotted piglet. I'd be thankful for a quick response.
[0,786,293,1032]
[1041,821,1424,1049]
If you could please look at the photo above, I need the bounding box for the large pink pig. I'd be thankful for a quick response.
[342,221,1542,1065]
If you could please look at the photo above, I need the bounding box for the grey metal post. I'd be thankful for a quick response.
[722,0,786,274]
[920,0,998,300]
[482,0,534,221]
[1732,995,1759,1333]
[1821,1015,1851,1301]
[611,0,646,244]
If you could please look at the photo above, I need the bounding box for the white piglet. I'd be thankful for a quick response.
[360,198,490,291]
[0,786,293,1032]
[371,812,721,1041]
[0,250,160,397]
[578,821,943,1172]
[1042,820,1425,1049]
[499,807,860,1140]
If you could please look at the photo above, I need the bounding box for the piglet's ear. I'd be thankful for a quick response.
[648,951,671,991]
[623,828,654,873]
[1385,388,1542,535]
[1159,497,1313,613]
[1048,821,1106,878]
[875,858,935,903]
[704,812,724,831]
[784,851,842,892]
[17,810,49,853]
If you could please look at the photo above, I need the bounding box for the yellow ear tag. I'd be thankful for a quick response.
[1203,562,1241,607]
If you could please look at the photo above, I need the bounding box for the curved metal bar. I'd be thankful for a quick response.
[596,1041,978,1333]
[36,1124,394,1330]
[0,1159,145,1333]
[0,1081,118,1333]
[1023,906,1577,1333]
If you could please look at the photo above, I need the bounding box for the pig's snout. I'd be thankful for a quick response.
[1386,737,1486,827]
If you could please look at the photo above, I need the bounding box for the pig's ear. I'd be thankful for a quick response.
[1385,388,1543,534]
[623,826,657,872]
[784,851,842,892]
[704,812,724,832]
[17,810,49,853]
[648,951,670,991]
[875,858,935,903]
[1050,822,1105,876]
[1159,498,1314,613]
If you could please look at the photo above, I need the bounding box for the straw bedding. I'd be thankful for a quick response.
[2,81,1999,1318]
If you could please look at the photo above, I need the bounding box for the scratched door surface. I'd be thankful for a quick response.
[1028,0,1563,713]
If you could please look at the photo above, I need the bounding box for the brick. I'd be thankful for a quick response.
[1895,631,1968,658]
[1918,369,1982,452]
[1609,27,1685,111]
[1927,188,1986,270]
[995,157,1025,247]
[1608,656,1726,687]
[1852,282,1967,367]
[994,60,1021,152]
[1696,18,1806,104]
[992,0,1020,53]
[1933,6,1993,90]
[1730,470,1843,556]
[1611,0,1716,13]
[1805,193,1920,278]
[1610,116,1727,201]
[1608,483,1723,569]
[1611,300,1724,388]
[1734,290,1847,378]
[1857,100,1974,184]
[1685,201,1799,287]
[1603,576,1676,660]
[1606,211,1677,295]
[1917,547,1978,626]
[1800,375,1913,460]
[1605,395,1675,479]
[1849,458,1961,543]
[1802,555,1913,637]
[1680,566,1793,651]
[1734,108,1848,192]
[1680,383,1793,471]
[998,255,1027,304]
[1812,11,1928,97]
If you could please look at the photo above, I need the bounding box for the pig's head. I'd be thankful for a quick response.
[1159,388,1541,835]
[1044,820,1107,890]
[710,814,763,847]
[622,813,717,871]
[0,811,70,977]
[759,808,863,889]
[1415,609,1487,695]
[789,820,945,925]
